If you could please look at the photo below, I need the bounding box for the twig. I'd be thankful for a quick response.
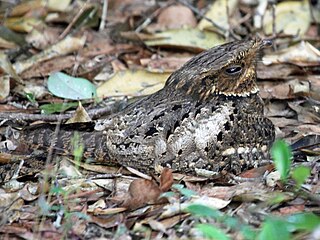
[271,2,276,39]
[0,101,126,122]
[177,0,226,33]
[135,3,168,33]
[177,0,240,40]
[99,0,108,31]
[59,1,89,40]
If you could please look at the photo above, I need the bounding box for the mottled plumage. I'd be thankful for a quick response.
[1,39,275,179]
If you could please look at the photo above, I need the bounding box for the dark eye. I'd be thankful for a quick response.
[225,65,242,75]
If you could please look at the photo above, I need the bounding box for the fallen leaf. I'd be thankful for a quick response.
[259,79,310,99]
[263,0,311,36]
[0,51,23,83]
[9,0,44,17]
[97,69,170,98]
[13,35,86,74]
[159,168,173,192]
[48,72,97,100]
[47,0,72,12]
[277,205,305,215]
[288,102,320,124]
[257,63,303,80]
[0,75,10,100]
[140,56,191,73]
[266,171,281,187]
[26,26,62,49]
[198,0,238,32]
[143,28,225,52]
[148,219,168,234]
[20,56,78,79]
[263,41,320,66]
[4,17,45,33]
[156,4,197,30]
[160,196,231,218]
[239,164,274,178]
[121,179,162,210]
[66,102,92,123]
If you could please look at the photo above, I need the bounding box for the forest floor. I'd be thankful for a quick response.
[0,0,319,239]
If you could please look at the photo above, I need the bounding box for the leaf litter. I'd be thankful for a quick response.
[0,0,319,239]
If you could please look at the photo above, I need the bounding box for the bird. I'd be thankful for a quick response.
[0,38,275,180]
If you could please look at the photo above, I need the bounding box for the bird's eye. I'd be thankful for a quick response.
[225,65,242,75]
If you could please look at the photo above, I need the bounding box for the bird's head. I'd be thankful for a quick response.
[166,38,272,99]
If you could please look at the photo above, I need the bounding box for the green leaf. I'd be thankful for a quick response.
[292,166,311,188]
[258,218,291,240]
[196,224,230,240]
[240,225,257,240]
[25,92,36,103]
[48,72,97,100]
[40,102,79,114]
[286,213,320,232]
[50,186,67,196]
[160,191,175,199]
[187,204,221,218]
[271,140,292,182]
[172,184,197,198]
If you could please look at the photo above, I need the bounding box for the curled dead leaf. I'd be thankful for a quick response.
[121,179,162,210]
[159,168,173,192]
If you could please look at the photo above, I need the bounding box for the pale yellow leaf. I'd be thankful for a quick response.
[4,17,45,33]
[97,70,170,98]
[47,0,72,12]
[198,0,238,32]
[263,0,311,36]
[263,41,320,66]
[143,28,225,51]
[66,102,91,124]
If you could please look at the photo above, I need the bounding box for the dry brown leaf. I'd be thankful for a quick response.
[159,168,173,192]
[0,51,23,83]
[265,102,295,118]
[173,173,208,182]
[257,63,302,80]
[277,205,305,215]
[148,219,168,234]
[259,79,310,100]
[121,179,162,210]
[0,37,17,49]
[158,214,189,229]
[156,5,197,30]
[26,26,62,49]
[259,80,291,99]
[288,102,320,124]
[269,117,299,128]
[13,35,86,74]
[239,164,275,178]
[66,102,91,124]
[20,56,78,79]
[263,41,320,66]
[140,56,191,73]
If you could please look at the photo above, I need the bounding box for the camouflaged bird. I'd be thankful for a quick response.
[1,38,275,178]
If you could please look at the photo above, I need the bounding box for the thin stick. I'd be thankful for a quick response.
[0,101,126,122]
[59,1,89,40]
[99,0,108,31]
